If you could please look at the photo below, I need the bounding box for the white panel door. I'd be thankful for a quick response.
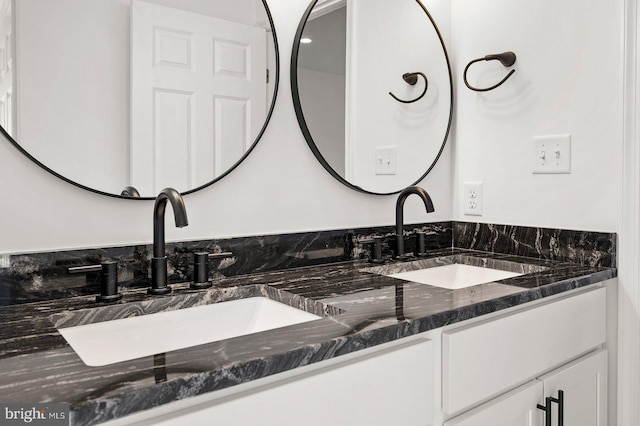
[444,381,544,426]
[539,350,608,426]
[131,0,266,194]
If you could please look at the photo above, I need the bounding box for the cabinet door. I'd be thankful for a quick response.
[539,350,607,426]
[444,381,544,426]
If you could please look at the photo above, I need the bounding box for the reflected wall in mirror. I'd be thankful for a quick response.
[292,0,452,195]
[0,0,278,199]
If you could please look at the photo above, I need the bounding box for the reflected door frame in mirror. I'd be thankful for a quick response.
[1,0,280,200]
[291,0,453,195]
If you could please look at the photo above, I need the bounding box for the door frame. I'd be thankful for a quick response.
[620,0,640,425]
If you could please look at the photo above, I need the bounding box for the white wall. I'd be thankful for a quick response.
[0,0,453,254]
[452,0,624,233]
[451,5,625,424]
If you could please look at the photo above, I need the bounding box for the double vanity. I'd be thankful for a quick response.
[0,1,619,425]
[0,222,616,425]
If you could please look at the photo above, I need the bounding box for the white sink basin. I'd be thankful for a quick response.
[57,297,321,367]
[387,264,523,290]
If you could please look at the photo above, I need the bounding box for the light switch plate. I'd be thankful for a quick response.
[532,135,571,174]
[375,146,397,175]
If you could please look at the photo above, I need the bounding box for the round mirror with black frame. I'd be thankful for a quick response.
[291,0,452,195]
[0,0,279,200]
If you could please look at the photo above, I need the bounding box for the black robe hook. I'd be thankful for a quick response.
[463,51,517,92]
[389,72,428,103]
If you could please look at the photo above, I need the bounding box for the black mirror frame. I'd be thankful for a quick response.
[291,0,453,196]
[1,0,280,201]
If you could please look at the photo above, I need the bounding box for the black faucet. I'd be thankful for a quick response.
[395,186,434,260]
[148,188,189,295]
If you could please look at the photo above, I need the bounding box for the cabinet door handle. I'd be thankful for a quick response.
[536,397,553,426]
[550,390,564,426]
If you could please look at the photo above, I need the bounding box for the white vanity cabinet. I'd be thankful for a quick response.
[106,284,610,426]
[444,350,607,426]
[442,286,608,426]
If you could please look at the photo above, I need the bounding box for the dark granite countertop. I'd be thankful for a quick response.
[0,248,616,425]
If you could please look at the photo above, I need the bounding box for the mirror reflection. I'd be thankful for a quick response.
[0,0,277,198]
[293,0,452,194]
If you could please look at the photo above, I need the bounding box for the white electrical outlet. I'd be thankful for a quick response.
[532,135,571,174]
[464,182,483,216]
[375,146,397,175]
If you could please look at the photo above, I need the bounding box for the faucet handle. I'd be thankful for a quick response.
[70,261,123,302]
[361,236,385,264]
[190,251,234,289]
[96,260,123,303]
[191,252,213,289]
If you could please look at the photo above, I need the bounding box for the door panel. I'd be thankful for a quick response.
[445,381,543,426]
[540,350,607,426]
[131,0,266,194]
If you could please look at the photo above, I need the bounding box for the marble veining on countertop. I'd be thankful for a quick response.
[0,248,615,425]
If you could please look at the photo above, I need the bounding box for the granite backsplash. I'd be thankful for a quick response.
[453,222,616,268]
[0,221,615,306]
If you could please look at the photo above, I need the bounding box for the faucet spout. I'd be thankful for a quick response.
[149,188,188,295]
[153,188,188,258]
[395,186,434,260]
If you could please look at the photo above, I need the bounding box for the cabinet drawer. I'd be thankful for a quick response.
[105,336,435,426]
[443,287,606,415]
